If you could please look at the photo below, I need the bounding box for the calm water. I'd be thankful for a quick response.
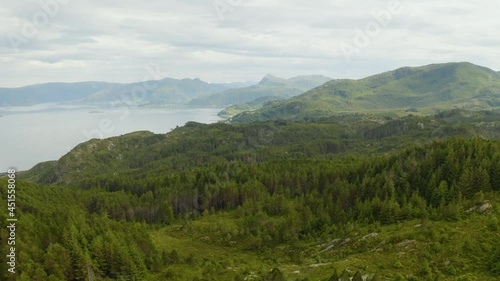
[0,104,223,171]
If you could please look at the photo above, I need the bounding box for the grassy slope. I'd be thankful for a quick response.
[231,63,500,123]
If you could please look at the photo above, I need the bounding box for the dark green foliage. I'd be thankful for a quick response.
[490,244,500,275]
[328,269,339,281]
[352,271,363,281]
[339,269,350,281]
[19,135,500,248]
[8,109,500,280]
[0,180,160,280]
[22,109,500,188]
[264,267,287,281]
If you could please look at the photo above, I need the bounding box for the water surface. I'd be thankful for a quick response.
[0,105,222,171]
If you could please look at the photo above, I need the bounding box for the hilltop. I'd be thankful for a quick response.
[21,109,500,186]
[188,75,331,107]
[231,62,500,122]
[12,111,500,280]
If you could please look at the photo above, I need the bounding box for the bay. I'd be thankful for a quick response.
[0,105,223,171]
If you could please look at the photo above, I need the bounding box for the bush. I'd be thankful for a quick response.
[488,216,499,231]
[489,245,500,275]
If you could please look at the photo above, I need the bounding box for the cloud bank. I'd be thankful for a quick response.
[1,0,499,87]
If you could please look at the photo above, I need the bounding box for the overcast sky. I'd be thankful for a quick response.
[1,0,499,87]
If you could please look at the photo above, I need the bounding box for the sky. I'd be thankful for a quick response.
[1,0,499,87]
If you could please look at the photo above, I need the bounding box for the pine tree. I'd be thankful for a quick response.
[44,243,73,280]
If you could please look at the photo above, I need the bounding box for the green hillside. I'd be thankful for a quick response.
[188,75,331,107]
[21,109,500,186]
[8,90,500,280]
[6,115,500,279]
[231,63,500,123]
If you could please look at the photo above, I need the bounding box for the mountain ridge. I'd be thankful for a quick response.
[79,77,246,106]
[231,62,500,123]
[188,74,332,107]
[0,81,122,106]
[0,78,253,107]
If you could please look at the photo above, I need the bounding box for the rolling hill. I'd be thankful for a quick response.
[21,109,500,186]
[231,62,500,123]
[188,74,332,107]
[14,110,500,280]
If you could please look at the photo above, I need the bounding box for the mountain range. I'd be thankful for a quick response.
[231,62,500,122]
[0,74,331,108]
[10,62,500,280]
[79,78,253,106]
[0,82,121,106]
[3,62,500,121]
[188,74,332,107]
[0,78,252,107]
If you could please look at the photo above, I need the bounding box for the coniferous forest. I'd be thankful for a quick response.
[1,109,500,280]
[2,0,500,278]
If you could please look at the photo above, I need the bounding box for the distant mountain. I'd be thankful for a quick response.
[0,79,253,107]
[79,78,252,106]
[188,75,332,107]
[231,62,500,123]
[0,82,121,106]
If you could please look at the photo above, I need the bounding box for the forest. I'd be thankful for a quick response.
[1,110,500,280]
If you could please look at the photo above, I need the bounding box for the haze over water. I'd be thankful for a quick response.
[0,105,222,171]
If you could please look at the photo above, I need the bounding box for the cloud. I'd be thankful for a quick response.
[0,0,499,87]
